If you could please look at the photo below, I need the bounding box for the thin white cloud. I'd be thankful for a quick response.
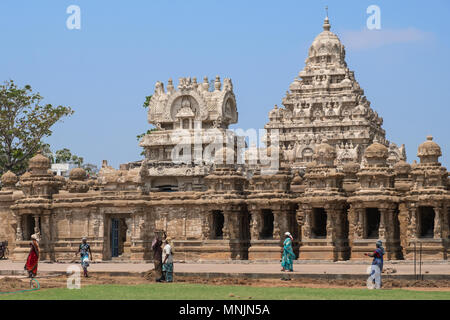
[340,28,434,50]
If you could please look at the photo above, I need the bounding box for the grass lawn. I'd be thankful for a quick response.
[0,283,449,300]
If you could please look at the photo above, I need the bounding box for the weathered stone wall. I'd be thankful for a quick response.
[398,203,409,258]
[0,191,18,251]
[153,205,203,240]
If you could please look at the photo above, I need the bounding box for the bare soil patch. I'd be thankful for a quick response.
[143,269,450,290]
[2,271,449,292]
[0,277,32,292]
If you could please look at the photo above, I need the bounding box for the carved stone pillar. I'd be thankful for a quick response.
[123,216,133,259]
[353,208,364,240]
[202,211,212,240]
[385,208,395,242]
[295,208,304,242]
[325,210,335,241]
[131,212,146,241]
[378,209,386,240]
[434,207,442,239]
[273,213,280,240]
[250,210,261,240]
[407,206,418,240]
[443,207,449,240]
[222,212,231,240]
[272,210,287,240]
[129,211,147,261]
[334,210,344,240]
[302,208,312,240]
[33,215,40,236]
[40,214,51,260]
[16,214,23,241]
[125,217,132,243]
[41,215,50,242]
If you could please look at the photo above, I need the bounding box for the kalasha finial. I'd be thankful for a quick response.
[323,6,331,31]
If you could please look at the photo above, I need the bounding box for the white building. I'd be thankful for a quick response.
[51,163,77,176]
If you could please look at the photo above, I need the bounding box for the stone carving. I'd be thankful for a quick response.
[1,16,448,263]
[263,17,408,170]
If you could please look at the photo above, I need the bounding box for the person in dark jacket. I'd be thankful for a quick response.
[151,235,163,282]
[365,240,385,289]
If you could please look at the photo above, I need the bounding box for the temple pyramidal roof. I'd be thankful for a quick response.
[265,16,406,169]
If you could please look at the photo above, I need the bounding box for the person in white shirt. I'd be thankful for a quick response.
[162,237,173,282]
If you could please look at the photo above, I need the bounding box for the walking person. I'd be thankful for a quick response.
[162,237,174,282]
[77,237,93,278]
[281,232,295,272]
[365,240,385,289]
[151,235,163,282]
[24,234,40,278]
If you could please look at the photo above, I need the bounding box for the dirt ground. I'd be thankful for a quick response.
[1,271,450,293]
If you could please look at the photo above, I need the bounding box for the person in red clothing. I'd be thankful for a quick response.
[24,234,40,278]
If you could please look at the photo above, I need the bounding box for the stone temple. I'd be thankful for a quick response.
[0,17,448,262]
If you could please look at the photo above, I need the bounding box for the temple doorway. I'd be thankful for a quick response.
[365,208,380,239]
[312,208,327,238]
[23,215,40,240]
[212,211,224,239]
[261,209,274,239]
[109,217,127,258]
[419,206,435,238]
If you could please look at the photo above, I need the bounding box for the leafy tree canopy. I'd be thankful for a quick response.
[137,95,157,156]
[0,80,73,174]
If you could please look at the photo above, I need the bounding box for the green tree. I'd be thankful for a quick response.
[82,163,98,176]
[41,143,54,164]
[53,148,84,167]
[137,95,157,156]
[71,155,84,167]
[55,148,73,163]
[0,80,73,174]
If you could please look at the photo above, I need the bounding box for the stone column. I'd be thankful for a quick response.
[272,210,287,241]
[250,209,261,240]
[124,216,133,259]
[378,209,386,240]
[434,207,442,239]
[302,208,312,240]
[384,209,394,242]
[133,212,146,241]
[325,209,335,241]
[223,208,242,260]
[33,215,40,236]
[16,214,23,241]
[407,206,418,240]
[295,208,304,240]
[40,215,50,242]
[202,211,212,240]
[443,207,449,240]
[222,211,231,240]
[353,207,364,240]
[130,212,147,260]
[40,214,51,261]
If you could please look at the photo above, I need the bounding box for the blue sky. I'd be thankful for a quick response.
[0,0,449,168]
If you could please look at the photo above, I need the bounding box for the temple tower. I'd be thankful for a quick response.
[265,16,405,169]
[140,77,240,192]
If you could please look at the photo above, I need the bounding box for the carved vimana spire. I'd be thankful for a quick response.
[323,6,330,31]
[264,12,403,170]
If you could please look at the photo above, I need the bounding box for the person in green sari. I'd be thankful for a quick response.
[281,232,295,272]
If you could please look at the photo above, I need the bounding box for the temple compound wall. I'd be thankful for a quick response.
[0,17,448,262]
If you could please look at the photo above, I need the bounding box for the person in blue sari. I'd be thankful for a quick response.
[365,240,385,289]
[281,232,295,272]
[77,237,92,278]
